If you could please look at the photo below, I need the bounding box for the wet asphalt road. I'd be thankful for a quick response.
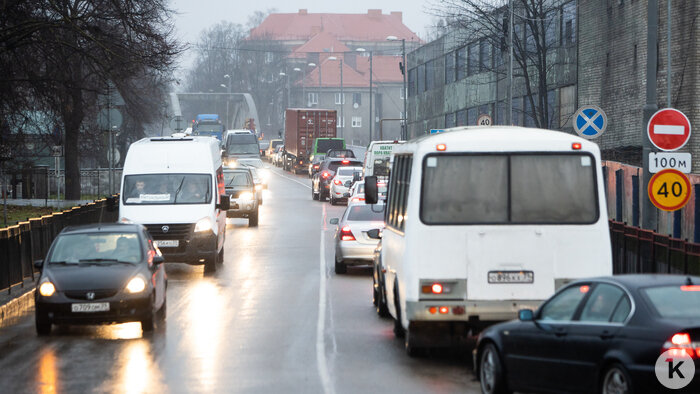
[0,166,480,393]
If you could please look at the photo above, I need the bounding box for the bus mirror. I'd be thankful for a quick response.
[217,195,230,211]
[365,176,378,205]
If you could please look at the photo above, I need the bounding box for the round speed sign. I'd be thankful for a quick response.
[648,169,692,211]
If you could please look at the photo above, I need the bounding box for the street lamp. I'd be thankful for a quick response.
[357,48,373,143]
[327,56,344,138]
[387,36,407,140]
[223,74,232,129]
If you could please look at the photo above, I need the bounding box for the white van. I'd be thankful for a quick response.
[119,136,229,273]
[363,140,404,180]
[365,126,612,355]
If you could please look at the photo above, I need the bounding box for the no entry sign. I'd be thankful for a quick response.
[647,108,692,151]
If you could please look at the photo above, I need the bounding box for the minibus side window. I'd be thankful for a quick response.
[386,155,412,232]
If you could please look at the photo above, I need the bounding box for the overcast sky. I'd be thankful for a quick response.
[171,0,434,73]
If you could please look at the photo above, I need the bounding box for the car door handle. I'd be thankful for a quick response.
[600,331,614,340]
[554,328,568,337]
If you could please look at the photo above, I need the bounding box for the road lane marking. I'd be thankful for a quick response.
[317,214,334,394]
[271,169,312,189]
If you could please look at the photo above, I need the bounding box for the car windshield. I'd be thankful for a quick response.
[347,204,385,221]
[224,172,251,187]
[123,174,212,205]
[643,285,700,319]
[49,233,142,264]
[226,134,259,155]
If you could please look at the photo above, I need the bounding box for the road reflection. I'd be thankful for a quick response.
[37,347,59,394]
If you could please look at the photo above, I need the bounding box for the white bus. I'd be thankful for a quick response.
[365,126,612,356]
[363,140,404,181]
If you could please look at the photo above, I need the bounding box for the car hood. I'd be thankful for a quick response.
[45,263,143,291]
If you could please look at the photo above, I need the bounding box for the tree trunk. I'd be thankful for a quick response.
[63,86,84,200]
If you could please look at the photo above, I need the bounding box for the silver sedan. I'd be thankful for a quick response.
[330,202,385,274]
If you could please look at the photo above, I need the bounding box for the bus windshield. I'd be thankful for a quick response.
[420,153,598,224]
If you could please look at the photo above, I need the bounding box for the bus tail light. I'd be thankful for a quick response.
[436,143,447,151]
[572,142,582,150]
[422,282,451,294]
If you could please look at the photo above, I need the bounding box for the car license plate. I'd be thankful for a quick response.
[488,271,534,284]
[154,240,179,248]
[71,302,110,313]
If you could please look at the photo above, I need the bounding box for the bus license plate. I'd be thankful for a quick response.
[71,303,109,313]
[488,271,534,284]
[155,240,179,248]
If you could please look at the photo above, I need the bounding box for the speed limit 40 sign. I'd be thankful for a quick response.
[648,169,692,211]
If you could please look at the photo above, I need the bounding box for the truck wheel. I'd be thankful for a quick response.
[249,209,259,227]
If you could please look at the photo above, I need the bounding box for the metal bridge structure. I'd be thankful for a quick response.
[169,92,259,132]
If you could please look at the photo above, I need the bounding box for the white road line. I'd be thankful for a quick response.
[316,215,334,394]
[271,169,312,189]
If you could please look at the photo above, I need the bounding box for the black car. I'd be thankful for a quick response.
[34,223,167,335]
[474,274,700,394]
[311,158,363,201]
[223,168,259,226]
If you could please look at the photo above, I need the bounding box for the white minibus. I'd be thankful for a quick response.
[119,136,229,273]
[364,126,612,355]
[363,140,404,181]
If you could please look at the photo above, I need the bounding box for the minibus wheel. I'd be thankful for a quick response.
[204,253,218,274]
[393,283,405,338]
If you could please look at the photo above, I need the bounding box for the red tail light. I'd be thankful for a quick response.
[342,159,350,164]
[351,197,365,202]
[322,172,330,178]
[662,332,699,358]
[333,179,342,186]
[314,165,320,169]
[340,225,355,241]
[572,142,582,150]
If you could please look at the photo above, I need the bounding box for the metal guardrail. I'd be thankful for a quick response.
[610,220,700,276]
[0,195,119,293]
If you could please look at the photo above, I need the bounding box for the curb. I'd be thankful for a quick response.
[0,288,35,327]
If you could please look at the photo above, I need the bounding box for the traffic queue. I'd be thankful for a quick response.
[33,126,270,335]
[322,126,699,394]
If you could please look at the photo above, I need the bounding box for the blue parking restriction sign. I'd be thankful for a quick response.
[574,105,607,139]
[430,129,444,134]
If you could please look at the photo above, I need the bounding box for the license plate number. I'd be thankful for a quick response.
[488,271,534,284]
[154,240,179,248]
[71,302,110,313]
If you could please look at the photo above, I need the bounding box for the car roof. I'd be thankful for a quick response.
[572,274,700,288]
[60,223,144,235]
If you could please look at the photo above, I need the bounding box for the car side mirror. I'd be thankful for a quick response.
[34,259,44,269]
[518,309,534,322]
[217,195,231,210]
[367,229,382,239]
[153,255,165,265]
[329,218,339,225]
[343,192,350,198]
[365,176,378,205]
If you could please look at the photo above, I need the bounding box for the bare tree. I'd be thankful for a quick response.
[434,0,572,128]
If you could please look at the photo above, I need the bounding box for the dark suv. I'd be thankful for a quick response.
[311,158,363,201]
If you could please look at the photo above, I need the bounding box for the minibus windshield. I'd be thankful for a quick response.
[123,174,212,205]
[420,153,598,224]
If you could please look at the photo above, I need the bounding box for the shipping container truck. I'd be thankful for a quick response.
[283,109,337,174]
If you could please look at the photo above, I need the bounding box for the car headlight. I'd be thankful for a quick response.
[125,276,146,293]
[39,281,56,297]
[239,192,254,201]
[255,184,263,191]
[194,217,214,232]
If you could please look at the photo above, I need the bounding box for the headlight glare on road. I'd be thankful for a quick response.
[194,217,213,232]
[126,276,146,293]
[39,281,56,297]
[239,192,254,201]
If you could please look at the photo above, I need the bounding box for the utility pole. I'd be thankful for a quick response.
[507,0,514,125]
[340,59,344,139]
[666,0,672,108]
[642,0,659,231]
[401,39,407,140]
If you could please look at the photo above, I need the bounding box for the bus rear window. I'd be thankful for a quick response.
[420,153,598,224]
[318,140,344,153]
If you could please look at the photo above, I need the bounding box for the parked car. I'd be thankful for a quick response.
[223,168,259,226]
[329,166,363,205]
[474,274,700,394]
[34,223,167,335]
[329,202,385,274]
[311,158,363,201]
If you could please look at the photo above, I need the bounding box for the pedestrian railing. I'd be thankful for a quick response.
[610,220,700,275]
[0,195,119,293]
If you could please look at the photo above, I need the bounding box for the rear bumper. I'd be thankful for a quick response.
[227,199,257,217]
[336,240,377,262]
[405,299,543,322]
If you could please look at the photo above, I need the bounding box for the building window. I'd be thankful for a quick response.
[307,92,318,106]
[563,1,576,45]
[335,93,345,104]
[468,42,479,76]
[408,68,416,96]
[353,93,362,106]
[559,85,576,128]
[545,9,559,47]
[445,112,456,128]
[479,40,491,71]
[338,117,345,128]
[352,116,362,128]
[264,52,274,64]
[456,47,467,79]
[445,51,456,84]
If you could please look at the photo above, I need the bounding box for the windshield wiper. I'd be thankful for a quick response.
[78,259,134,265]
[49,261,78,265]
[172,177,186,203]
